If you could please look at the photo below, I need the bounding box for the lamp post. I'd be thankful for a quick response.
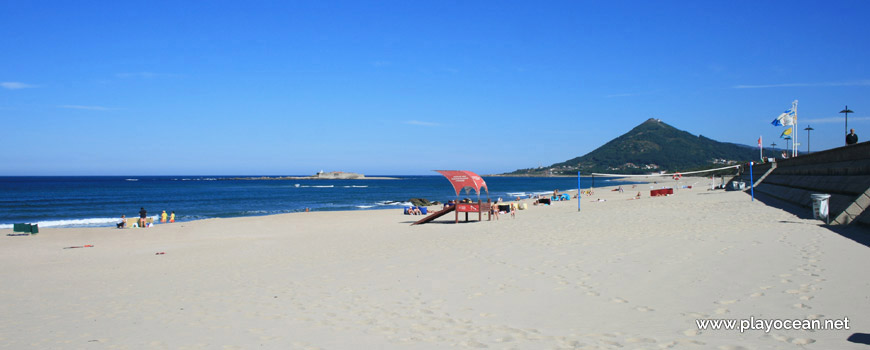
[804,125,814,153]
[840,106,854,144]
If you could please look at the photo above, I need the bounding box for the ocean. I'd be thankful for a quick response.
[0,175,621,228]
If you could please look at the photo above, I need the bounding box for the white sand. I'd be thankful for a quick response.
[1,180,868,349]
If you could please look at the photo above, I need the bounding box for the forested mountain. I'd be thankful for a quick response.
[509,118,780,175]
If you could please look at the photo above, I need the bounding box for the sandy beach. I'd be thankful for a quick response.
[1,180,868,349]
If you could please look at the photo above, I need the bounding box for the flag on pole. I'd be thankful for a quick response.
[783,110,795,126]
[771,116,783,126]
[758,136,762,148]
[771,108,796,126]
[780,127,793,138]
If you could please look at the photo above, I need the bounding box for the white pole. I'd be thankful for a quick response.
[759,135,763,161]
[792,100,799,157]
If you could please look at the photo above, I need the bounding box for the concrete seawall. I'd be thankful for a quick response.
[736,141,870,226]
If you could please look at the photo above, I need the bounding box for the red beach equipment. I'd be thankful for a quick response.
[434,170,489,197]
[410,170,491,225]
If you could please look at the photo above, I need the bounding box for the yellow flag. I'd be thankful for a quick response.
[780,127,793,138]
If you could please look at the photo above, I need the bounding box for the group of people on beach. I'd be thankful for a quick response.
[488,199,517,220]
[116,207,176,228]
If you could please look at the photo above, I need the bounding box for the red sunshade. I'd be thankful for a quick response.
[435,170,489,197]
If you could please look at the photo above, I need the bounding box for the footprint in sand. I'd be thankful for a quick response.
[793,303,812,309]
[799,295,814,301]
[610,297,628,304]
[586,291,600,296]
[749,292,764,298]
[461,340,489,348]
[634,306,655,312]
[715,300,738,305]
[792,338,816,345]
[467,292,484,299]
[714,308,729,315]
[717,346,748,350]
[625,337,656,343]
[769,333,793,343]
[494,336,515,343]
[682,329,701,336]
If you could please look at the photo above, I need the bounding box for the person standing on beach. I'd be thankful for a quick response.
[161,210,167,223]
[846,129,858,145]
[138,207,147,228]
[170,211,175,223]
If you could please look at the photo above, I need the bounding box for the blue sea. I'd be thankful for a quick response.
[0,175,618,229]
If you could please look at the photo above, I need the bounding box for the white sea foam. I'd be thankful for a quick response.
[125,178,138,181]
[375,200,413,207]
[355,205,375,209]
[242,210,269,215]
[1,217,121,229]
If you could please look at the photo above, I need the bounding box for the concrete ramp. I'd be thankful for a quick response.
[739,142,870,225]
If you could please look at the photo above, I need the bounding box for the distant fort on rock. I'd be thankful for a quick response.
[312,170,365,179]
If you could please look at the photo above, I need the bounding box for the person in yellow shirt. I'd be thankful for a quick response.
[161,210,167,223]
[169,211,175,223]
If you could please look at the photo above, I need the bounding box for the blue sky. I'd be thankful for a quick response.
[2,1,868,175]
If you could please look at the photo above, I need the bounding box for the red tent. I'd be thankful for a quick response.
[435,170,488,197]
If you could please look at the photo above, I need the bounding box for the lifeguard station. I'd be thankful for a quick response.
[411,170,491,225]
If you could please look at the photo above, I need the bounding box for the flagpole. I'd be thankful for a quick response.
[759,136,763,161]
[792,100,798,157]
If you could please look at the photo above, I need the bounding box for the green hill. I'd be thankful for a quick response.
[509,118,780,175]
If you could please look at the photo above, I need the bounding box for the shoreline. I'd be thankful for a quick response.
[0,178,707,230]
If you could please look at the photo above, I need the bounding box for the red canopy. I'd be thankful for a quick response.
[435,170,489,197]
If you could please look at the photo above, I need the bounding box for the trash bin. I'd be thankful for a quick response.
[811,194,831,223]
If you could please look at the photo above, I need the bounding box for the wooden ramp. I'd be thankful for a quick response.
[410,205,455,226]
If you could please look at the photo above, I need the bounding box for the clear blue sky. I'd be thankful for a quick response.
[2,1,868,175]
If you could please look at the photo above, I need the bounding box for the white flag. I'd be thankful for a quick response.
[778,112,795,126]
